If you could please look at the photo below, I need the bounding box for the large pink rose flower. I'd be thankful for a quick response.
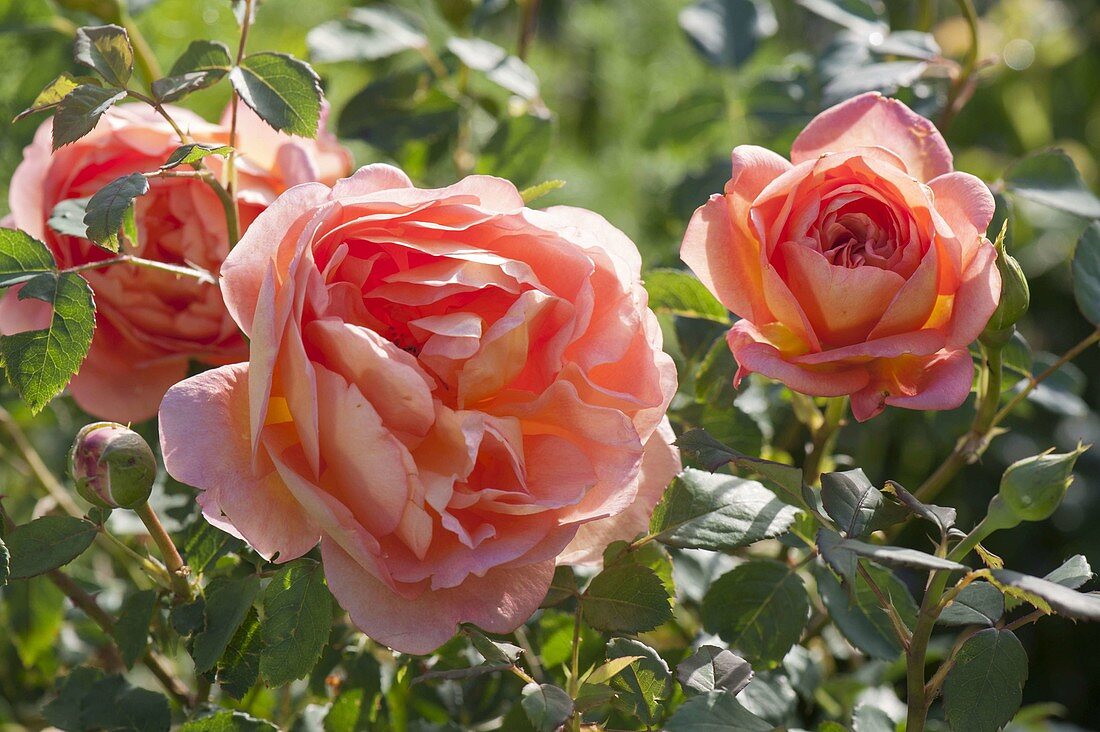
[1,102,352,422]
[159,165,679,653]
[681,92,1002,422]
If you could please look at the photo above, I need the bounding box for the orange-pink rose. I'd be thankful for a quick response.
[158,165,679,653]
[681,92,1002,421]
[0,102,352,422]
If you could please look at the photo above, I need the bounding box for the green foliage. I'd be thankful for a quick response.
[114,589,157,667]
[260,558,333,686]
[678,0,771,69]
[163,143,233,170]
[676,645,754,695]
[52,85,127,150]
[83,172,148,252]
[5,515,97,579]
[1004,150,1100,220]
[644,268,730,324]
[816,563,917,661]
[43,667,171,732]
[943,629,1028,732]
[580,557,672,633]
[0,536,8,587]
[0,227,56,287]
[605,637,673,725]
[193,574,261,673]
[48,198,91,239]
[665,691,773,731]
[1073,223,1100,326]
[520,683,573,732]
[701,560,809,668]
[820,468,884,538]
[230,52,322,136]
[938,582,1005,627]
[180,711,279,731]
[990,569,1100,620]
[73,25,133,88]
[153,40,232,102]
[474,112,552,187]
[307,6,428,63]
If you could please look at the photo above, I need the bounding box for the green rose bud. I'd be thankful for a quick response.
[997,444,1089,523]
[69,422,156,509]
[981,222,1030,348]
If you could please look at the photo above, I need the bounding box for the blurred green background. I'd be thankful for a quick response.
[1,0,1099,726]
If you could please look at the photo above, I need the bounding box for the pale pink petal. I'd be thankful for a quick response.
[928,172,995,267]
[790,92,952,182]
[850,348,974,422]
[681,194,767,322]
[541,205,643,284]
[322,538,553,655]
[727,323,870,397]
[945,239,1001,348]
[159,363,321,560]
[331,164,415,199]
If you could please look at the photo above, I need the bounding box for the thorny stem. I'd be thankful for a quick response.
[225,0,254,238]
[857,562,912,650]
[59,254,216,285]
[134,502,193,602]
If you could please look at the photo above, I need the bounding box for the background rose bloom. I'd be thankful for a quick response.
[681,92,1002,422]
[159,165,679,654]
[0,102,352,422]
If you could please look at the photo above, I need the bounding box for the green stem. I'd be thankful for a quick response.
[803,396,848,486]
[224,0,254,242]
[568,608,583,732]
[60,254,216,285]
[134,502,193,601]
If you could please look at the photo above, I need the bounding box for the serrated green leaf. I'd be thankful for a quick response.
[475,113,552,187]
[6,515,97,579]
[677,645,754,695]
[83,173,149,252]
[336,67,461,155]
[193,575,260,673]
[73,25,133,87]
[938,581,1005,627]
[182,520,244,576]
[990,569,1100,620]
[230,52,322,137]
[260,559,333,686]
[0,228,56,287]
[520,683,573,732]
[944,628,1028,732]
[1044,555,1093,589]
[162,143,233,170]
[701,560,808,667]
[114,589,157,668]
[180,711,278,731]
[816,563,917,661]
[581,560,672,633]
[817,528,967,578]
[465,626,522,664]
[820,468,882,537]
[0,271,95,412]
[217,607,263,700]
[882,479,956,538]
[14,73,82,122]
[665,691,773,731]
[48,198,91,240]
[306,6,428,63]
[606,637,672,725]
[53,85,127,150]
[45,670,171,732]
[644,268,729,323]
[1005,149,1100,219]
[1073,222,1100,326]
[650,469,800,550]
[153,40,232,102]
[679,0,769,69]
[446,37,540,100]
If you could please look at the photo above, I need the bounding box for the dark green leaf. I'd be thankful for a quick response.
[48,198,91,239]
[990,569,1100,620]
[943,628,1028,732]
[541,565,578,607]
[1,271,95,412]
[260,559,333,686]
[465,626,523,664]
[307,6,428,63]
[676,429,807,507]
[6,515,97,579]
[180,711,278,731]
[446,37,540,100]
[170,597,206,636]
[182,520,244,575]
[73,25,133,87]
[823,60,928,105]
[45,669,171,732]
[679,0,771,68]
[883,479,956,538]
[581,561,672,633]
[1073,222,1100,326]
[520,683,573,732]
[816,563,917,661]
[83,173,149,252]
[737,670,796,726]
[114,589,157,667]
[475,113,552,187]
[938,582,1005,627]
[193,575,261,673]
[337,68,461,156]
[0,537,8,586]
[230,52,322,137]
[606,637,672,725]
[162,143,233,170]
[817,529,967,577]
[701,560,809,667]
[650,469,800,550]
[644,268,730,323]
[677,645,754,695]
[665,692,773,732]
[217,607,263,700]
[852,704,896,732]
[14,73,82,122]
[1004,149,1100,219]
[1044,555,1093,589]
[154,40,233,102]
[820,468,881,537]
[1,577,65,666]
[53,85,127,150]
[0,228,56,288]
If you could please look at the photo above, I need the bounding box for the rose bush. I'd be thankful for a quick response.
[0,102,351,422]
[681,92,1002,421]
[158,165,679,653]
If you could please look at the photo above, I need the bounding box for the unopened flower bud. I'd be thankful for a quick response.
[981,223,1030,348]
[998,444,1088,523]
[69,422,156,509]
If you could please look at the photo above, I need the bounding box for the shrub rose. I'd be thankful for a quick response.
[159,165,679,653]
[0,102,352,422]
[681,92,1002,421]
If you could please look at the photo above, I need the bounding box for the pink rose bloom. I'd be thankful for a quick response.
[159,165,680,653]
[681,92,1002,422]
[0,102,352,422]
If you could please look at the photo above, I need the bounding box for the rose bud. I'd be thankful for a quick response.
[980,224,1030,348]
[997,444,1088,523]
[70,422,157,509]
